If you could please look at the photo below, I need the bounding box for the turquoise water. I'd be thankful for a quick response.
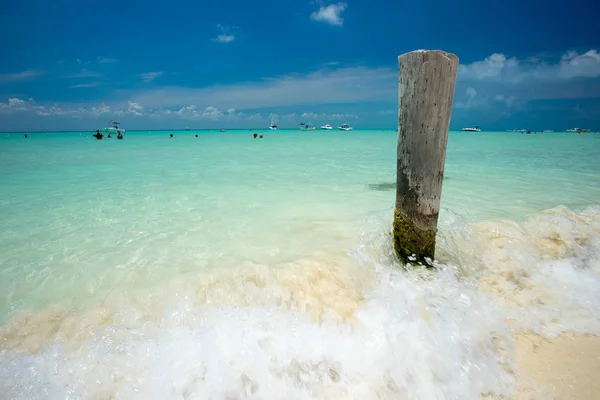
[1,129,599,398]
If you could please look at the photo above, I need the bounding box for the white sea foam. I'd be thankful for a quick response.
[1,205,600,399]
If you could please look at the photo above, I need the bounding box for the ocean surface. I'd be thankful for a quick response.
[0,129,599,399]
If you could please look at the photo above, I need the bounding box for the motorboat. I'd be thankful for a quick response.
[103,121,125,135]
[567,128,589,133]
[300,123,316,131]
[338,124,353,131]
[269,118,279,130]
[321,124,333,130]
[461,126,482,132]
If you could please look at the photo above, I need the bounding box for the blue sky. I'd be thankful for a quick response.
[1,0,599,131]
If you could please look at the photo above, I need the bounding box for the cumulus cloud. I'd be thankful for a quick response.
[454,49,600,108]
[140,72,163,82]
[459,49,600,83]
[454,87,478,109]
[212,24,235,43]
[310,3,347,26]
[1,98,114,118]
[128,101,143,116]
[299,111,357,120]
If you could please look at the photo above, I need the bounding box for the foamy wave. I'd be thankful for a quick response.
[437,205,600,336]
[1,205,600,399]
[1,258,515,398]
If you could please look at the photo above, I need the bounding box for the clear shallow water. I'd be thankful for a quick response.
[0,130,599,399]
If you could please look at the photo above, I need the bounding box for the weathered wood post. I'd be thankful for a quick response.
[393,50,459,266]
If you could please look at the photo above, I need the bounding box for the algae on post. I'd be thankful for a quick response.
[392,208,436,267]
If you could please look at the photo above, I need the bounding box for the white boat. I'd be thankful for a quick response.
[338,124,353,131]
[461,126,482,132]
[321,124,333,130]
[300,123,316,131]
[103,121,125,135]
[567,128,589,133]
[269,118,279,130]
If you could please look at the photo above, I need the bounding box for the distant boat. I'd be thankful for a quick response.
[321,124,333,130]
[219,128,226,132]
[461,126,482,132]
[300,123,316,131]
[184,127,190,131]
[543,130,554,133]
[567,128,589,133]
[103,121,125,135]
[338,124,353,131]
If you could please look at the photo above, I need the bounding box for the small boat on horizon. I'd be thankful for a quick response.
[461,126,482,132]
[300,123,316,131]
[269,118,279,130]
[321,124,333,130]
[103,121,125,135]
[567,128,590,133]
[338,124,353,131]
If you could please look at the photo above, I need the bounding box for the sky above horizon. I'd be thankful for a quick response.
[1,0,600,131]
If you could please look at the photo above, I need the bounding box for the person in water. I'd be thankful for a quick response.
[117,130,123,140]
[93,130,104,140]
[107,133,112,138]
[195,134,198,138]
[24,134,28,138]
[170,133,174,138]
[253,133,257,139]
[259,135,263,139]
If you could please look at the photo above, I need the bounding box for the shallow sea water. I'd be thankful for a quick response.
[0,129,599,399]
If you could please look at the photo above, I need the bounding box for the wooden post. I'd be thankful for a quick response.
[393,50,459,266]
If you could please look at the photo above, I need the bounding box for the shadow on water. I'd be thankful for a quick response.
[368,177,450,192]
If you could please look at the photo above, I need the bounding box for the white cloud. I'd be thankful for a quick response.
[212,24,235,43]
[459,49,600,83]
[2,98,111,118]
[129,66,396,111]
[91,104,111,115]
[0,70,45,84]
[70,82,103,88]
[300,112,319,119]
[128,101,143,116]
[140,72,163,82]
[297,111,357,120]
[8,98,25,106]
[76,58,82,65]
[202,106,223,119]
[310,3,347,26]
[97,56,118,64]
[455,87,478,109]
